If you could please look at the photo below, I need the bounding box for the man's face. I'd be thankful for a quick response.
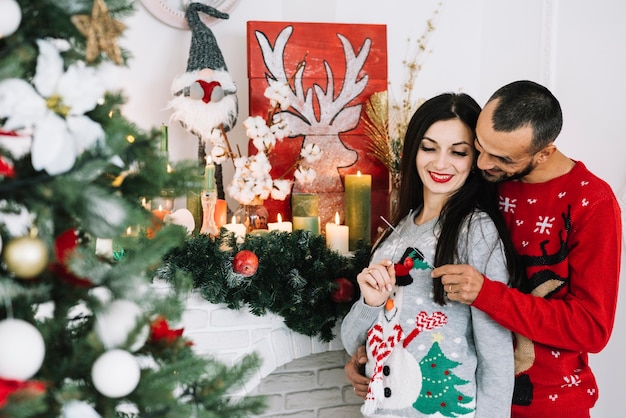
[474,100,538,183]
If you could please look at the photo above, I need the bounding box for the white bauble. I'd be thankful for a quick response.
[0,0,21,38]
[62,400,102,418]
[164,208,195,234]
[0,318,45,380]
[95,300,148,351]
[91,349,140,398]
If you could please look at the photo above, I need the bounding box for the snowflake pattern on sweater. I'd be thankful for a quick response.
[474,161,622,417]
[341,212,515,418]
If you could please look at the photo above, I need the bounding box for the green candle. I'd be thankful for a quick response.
[160,124,168,154]
[291,193,319,217]
[292,216,320,235]
[204,156,215,193]
[344,171,371,251]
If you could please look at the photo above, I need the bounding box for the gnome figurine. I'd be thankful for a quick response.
[168,3,238,142]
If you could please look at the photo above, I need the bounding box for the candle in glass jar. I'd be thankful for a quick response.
[151,204,172,222]
[268,213,293,233]
[344,171,371,251]
[325,212,349,254]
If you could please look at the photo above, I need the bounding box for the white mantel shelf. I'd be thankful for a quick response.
[155,280,345,393]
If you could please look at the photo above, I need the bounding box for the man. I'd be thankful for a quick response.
[345,80,622,418]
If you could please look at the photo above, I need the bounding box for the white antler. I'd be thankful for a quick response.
[314,34,370,125]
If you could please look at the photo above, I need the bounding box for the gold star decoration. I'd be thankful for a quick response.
[71,0,125,65]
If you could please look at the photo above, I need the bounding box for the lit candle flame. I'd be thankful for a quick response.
[357,170,362,176]
[126,226,132,235]
[277,213,283,223]
[231,215,236,224]
[335,212,340,225]
[158,204,163,211]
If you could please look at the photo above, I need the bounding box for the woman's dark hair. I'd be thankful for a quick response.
[373,92,523,305]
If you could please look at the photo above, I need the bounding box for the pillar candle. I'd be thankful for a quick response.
[291,193,319,217]
[268,213,293,233]
[160,124,168,154]
[95,238,113,258]
[214,199,228,230]
[223,216,246,241]
[344,171,371,251]
[325,212,349,254]
[203,156,215,193]
[292,216,320,235]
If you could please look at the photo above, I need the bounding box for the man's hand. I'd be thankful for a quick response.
[345,345,369,398]
[432,264,485,305]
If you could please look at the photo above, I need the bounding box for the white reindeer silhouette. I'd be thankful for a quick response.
[255,26,371,224]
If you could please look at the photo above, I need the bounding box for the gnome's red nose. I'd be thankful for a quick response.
[190,80,224,103]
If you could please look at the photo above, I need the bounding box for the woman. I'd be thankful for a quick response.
[341,93,522,417]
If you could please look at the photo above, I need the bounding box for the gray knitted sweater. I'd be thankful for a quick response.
[341,211,513,418]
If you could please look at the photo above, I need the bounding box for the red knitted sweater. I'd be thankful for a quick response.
[473,161,622,417]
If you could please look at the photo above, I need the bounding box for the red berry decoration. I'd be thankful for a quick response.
[403,256,414,269]
[331,277,355,303]
[232,250,259,277]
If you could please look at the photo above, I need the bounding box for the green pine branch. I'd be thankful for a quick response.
[159,230,370,342]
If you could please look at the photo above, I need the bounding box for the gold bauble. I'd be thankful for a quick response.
[3,236,49,279]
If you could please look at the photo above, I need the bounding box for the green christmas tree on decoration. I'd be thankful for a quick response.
[414,337,474,417]
[0,0,265,417]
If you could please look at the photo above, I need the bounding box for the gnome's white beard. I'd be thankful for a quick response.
[167,69,238,142]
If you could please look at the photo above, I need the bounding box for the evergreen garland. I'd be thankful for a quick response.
[159,230,370,342]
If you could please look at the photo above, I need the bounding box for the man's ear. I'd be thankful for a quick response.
[534,144,557,163]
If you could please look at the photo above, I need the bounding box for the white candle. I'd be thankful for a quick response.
[95,238,113,258]
[223,216,246,241]
[268,213,293,233]
[325,212,349,254]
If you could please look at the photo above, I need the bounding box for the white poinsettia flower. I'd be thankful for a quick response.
[0,79,47,132]
[301,143,322,163]
[271,179,292,201]
[0,39,106,174]
[31,112,76,175]
[67,114,105,153]
[294,166,316,184]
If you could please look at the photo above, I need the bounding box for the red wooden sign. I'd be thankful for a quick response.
[246,21,389,242]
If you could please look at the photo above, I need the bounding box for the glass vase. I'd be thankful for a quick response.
[234,198,269,233]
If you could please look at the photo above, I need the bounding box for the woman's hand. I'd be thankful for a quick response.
[357,259,395,307]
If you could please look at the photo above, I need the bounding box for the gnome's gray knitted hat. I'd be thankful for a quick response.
[185,3,229,72]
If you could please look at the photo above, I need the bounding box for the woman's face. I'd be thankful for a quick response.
[416,119,475,201]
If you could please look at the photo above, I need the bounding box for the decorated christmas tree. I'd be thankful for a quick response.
[0,0,265,416]
[414,339,474,416]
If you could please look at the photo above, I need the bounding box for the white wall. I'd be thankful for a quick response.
[119,1,626,416]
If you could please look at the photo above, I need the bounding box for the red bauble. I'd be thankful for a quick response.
[331,277,355,303]
[233,250,259,277]
[50,229,92,287]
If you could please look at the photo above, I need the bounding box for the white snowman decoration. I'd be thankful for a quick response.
[362,287,448,415]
